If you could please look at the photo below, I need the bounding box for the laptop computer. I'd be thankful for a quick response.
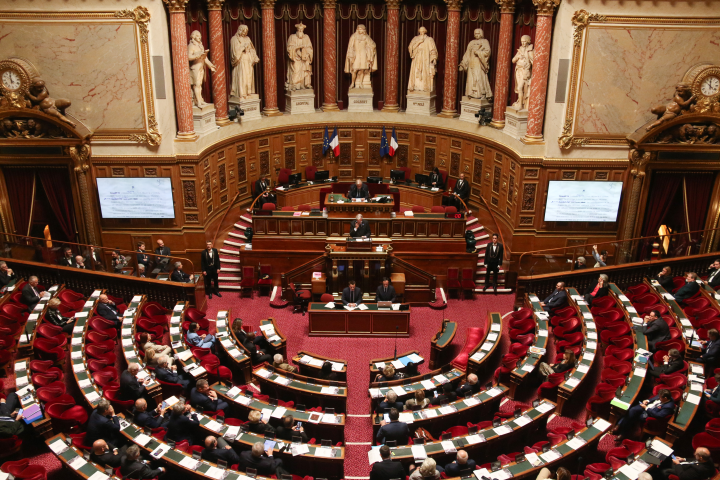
[378,301,392,309]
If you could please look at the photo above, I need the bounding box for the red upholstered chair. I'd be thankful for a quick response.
[461,268,476,300]
[86,344,117,364]
[442,426,469,437]
[510,308,533,321]
[87,358,112,373]
[241,266,256,298]
[258,264,273,296]
[185,307,206,323]
[411,205,424,213]
[261,202,276,211]
[447,268,461,298]
[87,330,117,345]
[0,459,47,479]
[445,206,458,214]
[632,293,659,305]
[514,334,536,346]
[556,332,584,350]
[289,282,311,315]
[36,382,67,404]
[36,324,64,341]
[1,303,28,322]
[600,323,631,344]
[626,283,650,298]
[46,401,88,431]
[278,168,292,185]
[706,418,720,437]
[88,316,116,332]
[298,204,312,211]
[305,165,318,181]
[104,387,134,413]
[93,369,120,390]
[586,384,617,418]
[606,446,632,470]
[398,167,411,182]
[451,327,483,370]
[142,302,169,317]
[320,293,334,303]
[69,432,92,451]
[693,432,720,464]
[33,338,65,363]
[281,206,295,211]
[538,372,567,400]
[431,206,445,213]
[29,360,54,373]
[592,296,616,309]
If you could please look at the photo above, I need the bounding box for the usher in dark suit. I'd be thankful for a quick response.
[349,219,371,238]
[542,289,568,312]
[348,182,370,200]
[443,178,470,209]
[201,247,220,295]
[370,459,406,480]
[484,242,504,290]
[342,287,363,306]
[376,285,397,302]
[255,178,270,197]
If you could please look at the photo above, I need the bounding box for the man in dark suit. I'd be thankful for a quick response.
[96,294,121,328]
[699,329,720,368]
[275,415,309,443]
[342,280,363,307]
[642,310,671,352]
[370,445,406,480]
[74,256,87,269]
[376,391,404,414]
[84,246,106,271]
[255,175,270,199]
[133,398,170,429]
[429,168,443,189]
[705,373,720,406]
[443,173,470,209]
[155,355,190,390]
[375,408,410,445]
[708,260,720,288]
[483,234,504,294]
[675,272,700,303]
[444,450,477,477]
[0,261,16,287]
[120,363,151,403]
[155,239,171,272]
[541,282,567,312]
[136,242,151,272]
[190,379,229,413]
[201,241,221,299]
[166,402,199,444]
[376,278,396,303]
[90,439,126,469]
[655,447,714,480]
[648,348,683,378]
[584,274,609,305]
[456,373,480,398]
[430,383,457,406]
[86,400,123,447]
[611,389,675,441]
[171,261,194,283]
[350,214,371,238]
[202,435,240,465]
[20,276,45,311]
[239,442,288,476]
[655,266,676,291]
[348,179,370,200]
[120,444,165,479]
[59,247,76,267]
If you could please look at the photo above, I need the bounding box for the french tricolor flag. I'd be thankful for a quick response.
[329,127,339,157]
[389,127,398,156]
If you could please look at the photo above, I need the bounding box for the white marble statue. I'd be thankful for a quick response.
[459,28,493,100]
[511,34,533,110]
[407,26,438,93]
[230,25,260,100]
[286,23,314,91]
[344,25,377,90]
[188,30,216,108]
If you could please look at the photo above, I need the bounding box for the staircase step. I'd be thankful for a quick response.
[234,223,248,231]
[467,225,485,233]
[220,247,240,255]
[220,267,241,272]
[475,233,489,240]
[219,275,242,281]
[228,231,247,240]
[466,217,478,226]
[475,288,512,293]
[240,215,252,224]
[477,268,505,274]
[475,279,506,284]
[220,285,243,290]
[224,239,244,247]
[220,256,240,263]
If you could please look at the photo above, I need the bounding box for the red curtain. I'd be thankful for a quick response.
[683,172,716,235]
[640,172,682,259]
[38,169,76,242]
[3,168,36,236]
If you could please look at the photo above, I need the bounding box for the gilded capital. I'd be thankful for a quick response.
[67,144,91,174]
[445,0,463,11]
[323,0,337,8]
[259,0,276,9]
[385,0,402,9]
[532,0,560,16]
[163,0,189,13]
[628,149,655,177]
[495,0,515,14]
[206,0,225,10]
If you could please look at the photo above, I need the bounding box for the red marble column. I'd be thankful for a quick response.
[164,0,196,139]
[381,0,402,112]
[260,0,283,116]
[437,0,462,118]
[207,0,231,126]
[322,0,339,111]
[490,0,515,128]
[523,0,559,143]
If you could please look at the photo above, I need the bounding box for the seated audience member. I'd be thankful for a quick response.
[21,276,47,311]
[171,261,194,283]
[45,298,76,333]
[583,274,609,305]
[643,447,714,480]
[705,374,720,405]
[405,390,430,410]
[154,354,189,390]
[187,322,216,350]
[85,246,106,271]
[699,329,720,368]
[137,264,146,278]
[144,349,163,368]
[655,266,675,291]
[641,310,670,352]
[592,245,607,267]
[319,361,339,381]
[110,250,128,273]
[75,255,87,269]
[539,350,576,380]
[120,363,152,404]
[376,408,410,445]
[272,354,297,373]
[86,399,122,447]
[708,260,720,288]
[536,467,571,480]
[342,279,364,305]
[202,435,240,465]
[138,332,173,364]
[136,242,151,271]
[456,373,480,397]
[133,398,170,429]
[239,442,288,476]
[348,179,370,200]
[375,365,399,383]
[247,410,275,435]
[165,402,199,444]
[431,382,457,406]
[155,239,171,272]
[120,444,165,479]
[190,379,229,413]
[0,391,24,438]
[410,458,443,480]
[648,348,683,379]
[376,278,397,303]
[370,445,405,480]
[276,415,309,443]
[574,257,587,270]
[675,272,701,303]
[242,332,272,365]
[611,389,675,441]
[96,294,121,328]
[540,282,567,312]
[90,439,126,469]
[232,318,270,349]
[404,362,420,378]
[0,261,16,287]
[377,391,404,413]
[444,450,476,477]
[59,247,76,267]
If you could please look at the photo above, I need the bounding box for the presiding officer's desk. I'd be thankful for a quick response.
[308,302,410,337]
[325,193,395,213]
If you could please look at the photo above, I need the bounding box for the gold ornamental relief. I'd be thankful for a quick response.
[532,0,560,16]
[495,0,515,14]
[571,10,606,46]
[114,6,151,44]
[163,0,190,13]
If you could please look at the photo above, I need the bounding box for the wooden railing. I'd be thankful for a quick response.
[280,253,327,290]
[390,255,437,302]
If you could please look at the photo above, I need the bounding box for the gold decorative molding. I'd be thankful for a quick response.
[571,10,606,46]
[128,114,162,147]
[114,6,150,44]
[628,148,654,177]
[68,144,91,173]
[495,0,515,14]
[445,0,463,11]
[206,0,225,10]
[163,0,189,13]
[67,144,96,244]
[322,0,337,8]
[259,0,276,9]
[532,0,560,16]
[385,0,403,9]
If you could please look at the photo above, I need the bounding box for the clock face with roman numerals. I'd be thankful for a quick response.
[1,70,21,91]
[701,75,720,97]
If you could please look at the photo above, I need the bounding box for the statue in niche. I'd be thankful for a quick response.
[286,23,313,91]
[187,30,217,108]
[646,83,696,131]
[27,78,75,127]
[459,28,493,100]
[511,35,533,110]
[407,26,438,93]
[230,25,260,101]
[345,25,377,90]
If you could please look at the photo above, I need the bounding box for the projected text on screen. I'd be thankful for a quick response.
[544,181,622,222]
[97,178,175,219]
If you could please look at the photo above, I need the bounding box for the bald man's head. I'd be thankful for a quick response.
[467,374,478,384]
[92,439,108,455]
[135,398,147,412]
[457,450,468,464]
[205,436,217,449]
[696,447,711,462]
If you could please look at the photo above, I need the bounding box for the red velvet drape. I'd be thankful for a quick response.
[640,172,682,259]
[38,169,76,242]
[3,168,36,236]
[684,172,716,234]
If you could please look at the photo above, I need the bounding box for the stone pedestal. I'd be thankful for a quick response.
[459,96,492,124]
[502,106,528,139]
[229,94,262,122]
[347,88,373,113]
[193,105,219,136]
[285,89,316,115]
[405,91,436,116]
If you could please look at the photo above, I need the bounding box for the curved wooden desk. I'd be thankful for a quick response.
[253,364,348,413]
[308,302,410,337]
[466,313,503,376]
[260,318,287,359]
[369,350,425,380]
[292,350,348,381]
[430,321,457,369]
[217,310,253,384]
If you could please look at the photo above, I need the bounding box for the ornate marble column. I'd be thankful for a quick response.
[490,0,515,128]
[207,0,231,126]
[522,0,559,143]
[260,0,283,116]
[68,144,97,245]
[163,0,196,139]
[322,0,339,111]
[381,0,402,112]
[437,0,462,118]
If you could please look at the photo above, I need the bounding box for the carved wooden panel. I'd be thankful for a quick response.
[397,145,408,167]
[339,143,352,166]
[218,150,225,160]
[204,172,211,201]
[239,185,248,195]
[237,144,245,153]
[259,138,269,147]
[144,167,156,177]
[260,151,270,176]
[595,171,608,180]
[285,147,296,170]
[339,169,353,177]
[369,143,380,166]
[563,171,576,180]
[399,132,409,141]
[471,187,481,198]
[112,168,124,176]
[424,147,435,171]
[182,180,197,209]
[312,144,323,167]
[508,175,515,204]
[525,169,539,178]
[426,135,436,144]
[284,134,295,143]
[204,158,209,169]
[475,145,484,156]
[185,213,199,223]
[237,156,247,183]
[221,194,228,204]
[522,183,537,211]
[450,152,460,177]
[520,216,533,225]
[451,139,461,149]
[311,131,322,140]
[473,158,483,184]
[181,165,194,176]
[510,161,516,171]
[340,131,352,138]
[369,130,380,138]
[219,164,227,190]
[494,152,502,163]
[368,170,380,177]
[492,165,501,193]
[491,196,499,206]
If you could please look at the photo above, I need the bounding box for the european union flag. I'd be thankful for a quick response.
[379,126,389,157]
[322,126,331,155]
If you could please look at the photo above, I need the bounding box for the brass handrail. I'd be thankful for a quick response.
[477,195,510,262]
[212,190,243,245]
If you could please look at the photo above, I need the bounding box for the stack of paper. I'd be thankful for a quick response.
[399,412,415,423]
[441,441,457,453]
[494,425,513,435]
[411,445,427,460]
[368,447,383,465]
[465,434,485,445]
